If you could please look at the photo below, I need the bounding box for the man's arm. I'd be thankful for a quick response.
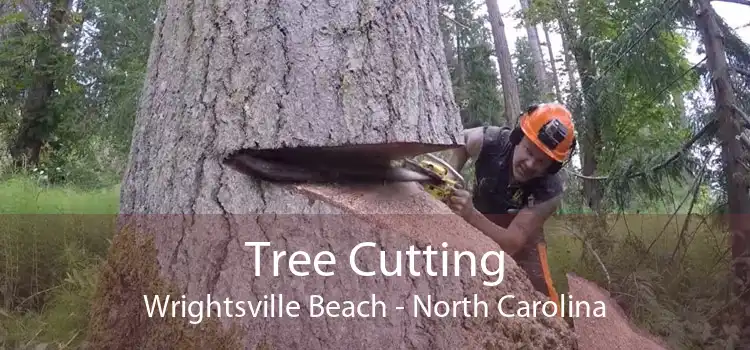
[446,127,484,174]
[464,195,562,255]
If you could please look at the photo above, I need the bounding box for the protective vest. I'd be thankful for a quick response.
[470,125,563,303]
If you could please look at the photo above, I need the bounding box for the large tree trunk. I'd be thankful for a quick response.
[519,0,550,101]
[695,0,750,345]
[485,0,521,125]
[86,1,576,348]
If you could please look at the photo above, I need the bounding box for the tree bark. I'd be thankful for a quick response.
[485,0,521,125]
[694,0,750,345]
[86,1,577,349]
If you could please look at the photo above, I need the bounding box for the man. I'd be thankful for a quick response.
[445,103,577,310]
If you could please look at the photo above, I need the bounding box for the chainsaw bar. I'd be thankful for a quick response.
[224,151,436,185]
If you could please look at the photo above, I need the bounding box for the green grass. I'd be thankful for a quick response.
[543,214,735,349]
[0,175,738,349]
[0,176,119,349]
[0,176,120,214]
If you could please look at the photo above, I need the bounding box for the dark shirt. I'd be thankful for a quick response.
[471,126,563,254]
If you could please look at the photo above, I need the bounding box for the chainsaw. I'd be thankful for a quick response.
[397,154,465,202]
[223,148,466,203]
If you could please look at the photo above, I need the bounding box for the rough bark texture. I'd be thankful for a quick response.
[694,0,750,345]
[121,0,464,213]
[485,0,521,125]
[90,0,580,348]
[566,273,669,350]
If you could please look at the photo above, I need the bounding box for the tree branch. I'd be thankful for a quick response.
[440,12,471,30]
[735,104,750,127]
[566,120,718,181]
[731,66,750,78]
[712,0,750,6]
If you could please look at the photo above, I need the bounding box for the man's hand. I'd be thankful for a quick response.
[447,188,474,218]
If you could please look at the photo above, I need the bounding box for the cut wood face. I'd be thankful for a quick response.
[566,273,670,350]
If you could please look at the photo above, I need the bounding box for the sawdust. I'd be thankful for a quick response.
[294,182,578,349]
[567,272,670,350]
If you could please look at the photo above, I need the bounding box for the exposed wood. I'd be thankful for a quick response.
[567,273,670,350]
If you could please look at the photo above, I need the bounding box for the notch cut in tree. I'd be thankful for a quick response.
[87,0,578,349]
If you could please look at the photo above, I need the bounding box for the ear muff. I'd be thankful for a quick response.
[509,126,523,145]
[509,104,540,145]
[546,135,577,174]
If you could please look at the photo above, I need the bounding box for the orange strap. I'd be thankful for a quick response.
[537,242,561,317]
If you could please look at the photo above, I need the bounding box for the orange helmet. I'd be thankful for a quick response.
[516,103,576,163]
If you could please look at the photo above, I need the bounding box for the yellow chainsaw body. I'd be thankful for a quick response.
[414,159,461,202]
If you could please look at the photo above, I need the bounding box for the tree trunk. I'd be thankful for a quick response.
[519,0,550,101]
[555,2,602,214]
[695,0,750,345]
[542,22,563,103]
[438,1,456,73]
[559,23,578,100]
[10,0,71,167]
[86,1,577,348]
[485,0,521,125]
[453,0,466,87]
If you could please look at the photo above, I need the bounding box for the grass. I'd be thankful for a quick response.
[0,176,119,349]
[0,175,738,349]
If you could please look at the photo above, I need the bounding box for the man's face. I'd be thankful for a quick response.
[511,136,555,182]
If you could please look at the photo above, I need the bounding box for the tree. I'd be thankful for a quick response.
[694,0,750,345]
[541,22,563,102]
[513,37,542,108]
[447,0,504,127]
[485,0,521,125]
[8,0,73,167]
[85,1,576,348]
[518,0,552,101]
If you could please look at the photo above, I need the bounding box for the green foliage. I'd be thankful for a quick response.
[458,44,504,126]
[513,37,543,108]
[83,0,160,154]
[446,0,505,127]
[546,213,735,349]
